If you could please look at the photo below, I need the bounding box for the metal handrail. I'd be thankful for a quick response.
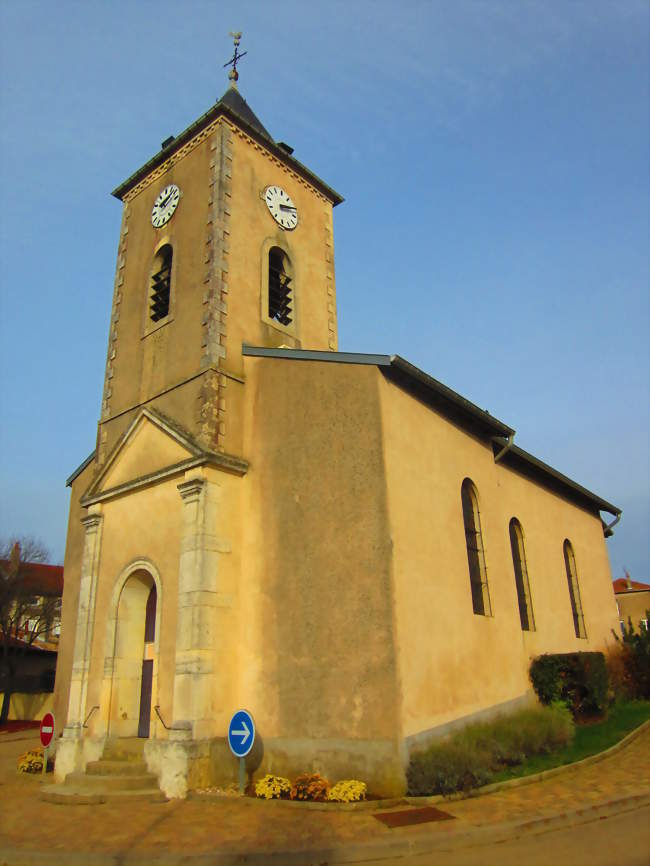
[82,705,99,728]
[153,705,172,730]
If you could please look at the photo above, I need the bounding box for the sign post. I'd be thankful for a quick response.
[39,712,55,776]
[227,709,255,795]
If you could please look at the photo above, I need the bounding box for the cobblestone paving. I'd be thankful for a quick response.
[0,726,648,858]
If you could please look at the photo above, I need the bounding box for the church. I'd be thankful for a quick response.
[52,58,622,798]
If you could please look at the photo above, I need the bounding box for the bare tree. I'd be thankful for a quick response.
[0,537,57,726]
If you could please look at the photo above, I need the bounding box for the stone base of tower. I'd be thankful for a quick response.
[147,733,406,800]
[53,725,106,783]
[251,737,406,799]
[144,727,228,799]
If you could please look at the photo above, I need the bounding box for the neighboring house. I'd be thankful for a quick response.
[0,561,63,721]
[54,80,622,799]
[2,561,64,647]
[4,635,58,694]
[613,574,650,632]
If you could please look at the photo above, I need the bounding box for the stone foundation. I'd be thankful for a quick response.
[53,725,105,782]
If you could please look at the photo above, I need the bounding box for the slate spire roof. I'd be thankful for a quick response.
[216,85,274,143]
[112,86,342,205]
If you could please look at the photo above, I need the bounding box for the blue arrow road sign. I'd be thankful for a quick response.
[228,709,255,758]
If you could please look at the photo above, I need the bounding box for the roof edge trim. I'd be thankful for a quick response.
[388,355,515,438]
[492,437,621,517]
[242,345,391,365]
[66,450,96,488]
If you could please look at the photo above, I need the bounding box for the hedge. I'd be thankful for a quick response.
[529,652,608,718]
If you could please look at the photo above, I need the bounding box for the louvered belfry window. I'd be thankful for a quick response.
[268,247,292,326]
[461,478,492,616]
[150,244,172,322]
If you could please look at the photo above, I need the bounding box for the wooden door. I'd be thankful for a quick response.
[138,659,153,738]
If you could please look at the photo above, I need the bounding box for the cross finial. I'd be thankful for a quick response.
[223,31,247,89]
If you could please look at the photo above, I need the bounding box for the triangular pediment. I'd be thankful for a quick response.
[82,409,206,503]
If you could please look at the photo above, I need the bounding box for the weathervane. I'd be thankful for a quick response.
[223,31,247,88]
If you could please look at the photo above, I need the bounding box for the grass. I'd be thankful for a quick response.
[407,703,574,796]
[492,700,650,782]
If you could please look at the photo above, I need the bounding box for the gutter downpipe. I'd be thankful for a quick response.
[603,512,621,538]
[493,433,515,463]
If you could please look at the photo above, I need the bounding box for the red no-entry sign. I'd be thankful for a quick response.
[40,712,55,748]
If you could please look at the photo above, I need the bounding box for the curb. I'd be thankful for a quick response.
[2,790,649,865]
[188,791,406,811]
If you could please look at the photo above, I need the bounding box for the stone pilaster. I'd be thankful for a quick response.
[172,471,226,740]
[199,122,233,453]
[98,204,130,465]
[55,506,103,780]
[325,211,338,350]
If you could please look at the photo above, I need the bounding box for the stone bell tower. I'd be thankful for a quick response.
[53,50,344,796]
[96,79,343,470]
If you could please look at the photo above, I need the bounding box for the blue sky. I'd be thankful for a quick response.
[0,1,648,580]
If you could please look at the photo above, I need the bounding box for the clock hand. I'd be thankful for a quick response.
[279,205,296,212]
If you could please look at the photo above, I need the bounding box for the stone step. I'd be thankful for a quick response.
[101,737,146,762]
[86,759,149,776]
[64,771,159,791]
[40,784,166,805]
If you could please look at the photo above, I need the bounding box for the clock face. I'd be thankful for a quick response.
[151,184,181,228]
[264,186,298,230]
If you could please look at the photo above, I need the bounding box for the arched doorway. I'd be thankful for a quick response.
[109,570,157,738]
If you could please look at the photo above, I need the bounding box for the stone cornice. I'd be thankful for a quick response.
[81,451,248,506]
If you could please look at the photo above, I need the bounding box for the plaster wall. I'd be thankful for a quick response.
[238,356,402,791]
[377,371,620,745]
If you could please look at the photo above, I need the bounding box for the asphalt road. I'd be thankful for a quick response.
[358,803,650,866]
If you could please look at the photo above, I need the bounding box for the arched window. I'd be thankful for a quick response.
[268,247,293,326]
[150,244,172,322]
[563,539,586,638]
[461,479,492,616]
[509,518,535,631]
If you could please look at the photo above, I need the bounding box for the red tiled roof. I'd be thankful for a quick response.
[0,560,63,595]
[5,634,58,653]
[613,577,650,593]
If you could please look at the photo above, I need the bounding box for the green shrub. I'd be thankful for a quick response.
[407,740,493,796]
[529,652,608,718]
[612,615,650,699]
[406,703,574,796]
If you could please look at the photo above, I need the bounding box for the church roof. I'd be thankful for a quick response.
[112,87,343,206]
[242,345,621,519]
